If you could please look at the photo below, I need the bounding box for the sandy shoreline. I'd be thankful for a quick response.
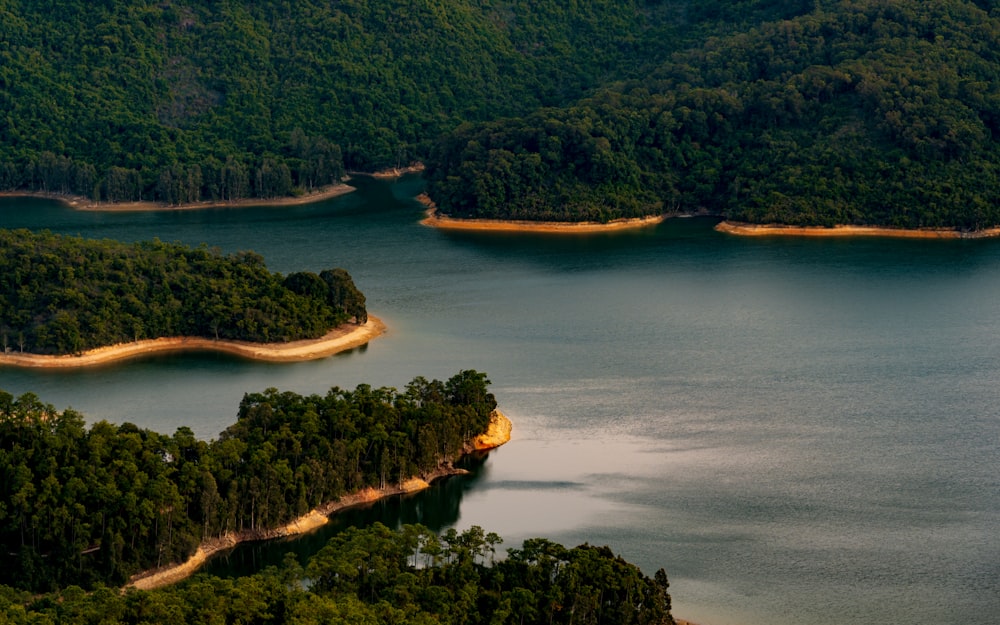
[716,220,1000,239]
[0,316,386,369]
[128,410,513,590]
[0,183,355,212]
[417,195,666,233]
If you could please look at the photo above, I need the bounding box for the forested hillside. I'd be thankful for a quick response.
[425,0,1000,229]
[5,1,991,226]
[0,523,675,625]
[0,0,807,204]
[0,371,496,590]
[0,230,366,354]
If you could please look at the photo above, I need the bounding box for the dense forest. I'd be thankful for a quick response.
[424,0,1000,228]
[0,523,675,625]
[0,229,366,354]
[0,370,497,590]
[4,1,996,226]
[0,0,810,204]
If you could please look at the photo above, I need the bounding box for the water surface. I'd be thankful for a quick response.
[1,178,997,625]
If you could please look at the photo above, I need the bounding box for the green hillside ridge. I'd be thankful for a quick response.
[424,0,1000,229]
[5,0,992,226]
[0,0,809,204]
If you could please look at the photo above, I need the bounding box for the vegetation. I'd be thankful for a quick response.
[0,371,496,591]
[0,229,366,355]
[5,1,995,226]
[424,0,1000,229]
[0,523,675,625]
[0,0,806,204]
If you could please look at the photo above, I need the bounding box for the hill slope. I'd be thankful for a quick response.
[424,0,1000,229]
[0,0,797,203]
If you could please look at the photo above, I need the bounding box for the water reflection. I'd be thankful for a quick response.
[201,452,491,578]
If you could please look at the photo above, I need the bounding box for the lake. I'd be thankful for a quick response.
[1,176,997,625]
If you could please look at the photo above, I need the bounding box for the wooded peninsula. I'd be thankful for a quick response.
[0,523,675,625]
[424,1,1000,230]
[0,371,502,590]
[0,229,367,356]
[0,373,680,625]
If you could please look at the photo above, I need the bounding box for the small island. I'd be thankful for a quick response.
[0,229,372,362]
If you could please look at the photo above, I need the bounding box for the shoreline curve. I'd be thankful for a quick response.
[715,220,1000,239]
[127,409,512,591]
[0,316,386,369]
[418,195,666,233]
[0,182,356,213]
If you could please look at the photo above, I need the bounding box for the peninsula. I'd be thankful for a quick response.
[0,230,369,357]
[0,371,506,591]
[129,408,513,590]
[420,2,1000,235]
[418,195,665,234]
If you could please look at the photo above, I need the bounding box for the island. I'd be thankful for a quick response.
[0,229,370,360]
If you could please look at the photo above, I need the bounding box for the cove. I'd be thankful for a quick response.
[200,454,490,579]
[1,175,997,625]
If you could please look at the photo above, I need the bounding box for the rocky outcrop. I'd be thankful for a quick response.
[469,409,513,451]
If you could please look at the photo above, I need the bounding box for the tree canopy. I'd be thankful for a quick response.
[0,371,496,590]
[0,0,808,204]
[0,523,675,625]
[0,229,366,354]
[7,1,993,226]
[424,0,1000,229]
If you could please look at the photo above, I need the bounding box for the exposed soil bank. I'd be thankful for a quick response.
[469,410,513,451]
[0,316,386,369]
[0,183,355,212]
[716,220,1000,239]
[418,195,666,234]
[127,409,512,590]
[351,163,426,179]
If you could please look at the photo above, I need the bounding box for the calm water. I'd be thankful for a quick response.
[1,177,997,625]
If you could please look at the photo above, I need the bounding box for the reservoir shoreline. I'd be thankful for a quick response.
[0,183,356,212]
[417,195,666,233]
[716,220,1000,239]
[0,316,386,368]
